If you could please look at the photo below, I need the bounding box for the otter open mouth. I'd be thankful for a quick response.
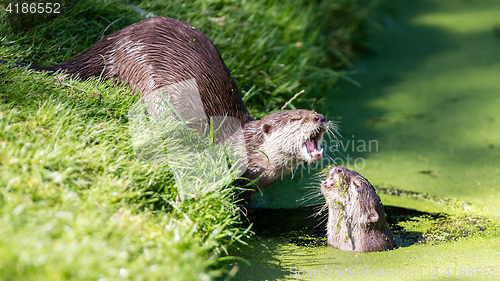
[303,130,324,162]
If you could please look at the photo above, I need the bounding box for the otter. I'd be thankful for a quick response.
[1,16,329,195]
[320,166,396,252]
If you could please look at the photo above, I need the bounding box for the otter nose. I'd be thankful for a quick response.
[313,114,325,123]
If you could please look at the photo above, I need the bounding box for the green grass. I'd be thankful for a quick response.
[0,65,249,280]
[1,0,376,116]
[0,0,376,279]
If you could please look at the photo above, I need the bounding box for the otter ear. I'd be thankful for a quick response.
[367,212,379,223]
[261,123,272,134]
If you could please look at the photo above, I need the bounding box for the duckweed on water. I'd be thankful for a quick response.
[248,188,493,250]
[230,0,500,278]
[396,215,491,245]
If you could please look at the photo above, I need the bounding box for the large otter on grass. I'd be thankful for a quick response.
[1,16,331,195]
[321,166,396,252]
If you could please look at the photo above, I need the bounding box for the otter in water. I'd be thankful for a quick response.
[320,166,396,252]
[1,16,330,195]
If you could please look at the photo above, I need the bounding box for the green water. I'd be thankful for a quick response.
[234,0,500,279]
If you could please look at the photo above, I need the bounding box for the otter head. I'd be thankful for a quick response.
[243,109,328,188]
[321,165,380,226]
[259,109,327,163]
[321,166,396,252]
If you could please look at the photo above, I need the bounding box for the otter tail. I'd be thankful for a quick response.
[0,59,58,73]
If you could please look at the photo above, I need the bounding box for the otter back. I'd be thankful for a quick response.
[36,16,252,127]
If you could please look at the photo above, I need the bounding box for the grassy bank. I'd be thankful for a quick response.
[0,0,377,279]
[0,65,248,280]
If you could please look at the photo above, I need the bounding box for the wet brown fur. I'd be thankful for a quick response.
[5,16,328,195]
[32,16,252,126]
[321,166,396,252]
